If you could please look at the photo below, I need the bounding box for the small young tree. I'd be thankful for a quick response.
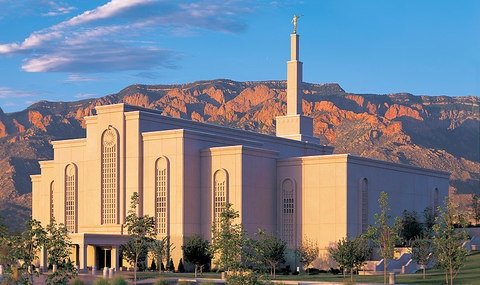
[400,210,422,245]
[45,219,78,285]
[423,207,436,238]
[294,237,319,271]
[432,198,469,285]
[12,219,47,285]
[367,191,401,285]
[150,236,174,274]
[329,234,371,281]
[252,230,286,279]
[182,234,212,277]
[210,203,246,273]
[410,237,432,280]
[122,192,156,285]
[472,194,480,226]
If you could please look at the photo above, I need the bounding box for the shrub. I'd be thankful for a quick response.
[177,258,185,273]
[71,278,86,285]
[154,279,169,285]
[93,278,109,285]
[150,258,157,271]
[110,276,128,285]
[168,258,175,272]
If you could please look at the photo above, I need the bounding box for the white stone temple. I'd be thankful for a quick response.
[31,31,449,271]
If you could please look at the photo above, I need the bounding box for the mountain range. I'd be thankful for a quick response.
[0,79,478,231]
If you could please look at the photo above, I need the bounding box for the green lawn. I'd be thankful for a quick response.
[130,251,480,284]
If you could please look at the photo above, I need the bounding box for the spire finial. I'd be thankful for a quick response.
[291,14,303,34]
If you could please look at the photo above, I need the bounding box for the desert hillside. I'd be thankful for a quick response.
[0,79,478,231]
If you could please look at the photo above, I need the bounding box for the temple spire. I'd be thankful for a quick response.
[287,33,303,116]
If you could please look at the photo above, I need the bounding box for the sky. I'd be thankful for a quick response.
[0,0,478,113]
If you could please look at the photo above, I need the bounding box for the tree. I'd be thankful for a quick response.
[177,258,185,272]
[410,237,432,280]
[182,234,212,277]
[367,191,401,285]
[12,219,47,285]
[294,237,319,271]
[150,236,174,275]
[423,207,436,238]
[472,194,480,226]
[251,230,286,279]
[45,219,78,285]
[329,234,371,281]
[432,198,469,285]
[400,210,422,245]
[210,203,246,273]
[121,192,156,285]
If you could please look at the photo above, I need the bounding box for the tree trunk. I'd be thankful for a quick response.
[351,268,353,281]
[195,264,197,278]
[384,262,387,285]
[450,267,453,285]
[134,255,138,285]
[445,271,448,284]
[423,264,425,280]
[273,264,276,280]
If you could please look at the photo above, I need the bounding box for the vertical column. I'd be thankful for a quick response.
[287,34,303,116]
[111,246,120,271]
[79,244,88,273]
[40,247,48,271]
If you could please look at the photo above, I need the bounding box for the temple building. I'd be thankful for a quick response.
[31,31,449,271]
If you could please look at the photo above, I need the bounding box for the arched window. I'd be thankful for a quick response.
[433,188,439,212]
[50,181,55,221]
[281,178,296,247]
[65,164,77,233]
[359,178,368,234]
[155,157,169,235]
[213,169,228,231]
[101,127,119,225]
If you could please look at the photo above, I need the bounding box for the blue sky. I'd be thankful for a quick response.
[0,0,478,113]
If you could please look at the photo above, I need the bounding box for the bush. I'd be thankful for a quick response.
[150,258,157,271]
[292,270,299,275]
[71,278,86,285]
[160,262,165,271]
[110,276,128,285]
[154,279,169,285]
[307,268,320,275]
[328,267,341,275]
[93,278,109,285]
[168,258,175,272]
[177,258,185,273]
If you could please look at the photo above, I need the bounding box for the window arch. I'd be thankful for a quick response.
[101,127,119,225]
[65,164,77,233]
[213,169,228,231]
[155,157,169,236]
[50,181,55,221]
[432,187,439,212]
[359,178,368,234]
[281,178,296,248]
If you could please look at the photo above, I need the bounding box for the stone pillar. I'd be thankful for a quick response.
[108,268,115,279]
[79,244,88,273]
[111,245,120,271]
[93,246,99,269]
[103,267,108,279]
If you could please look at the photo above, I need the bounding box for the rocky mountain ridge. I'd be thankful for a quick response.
[0,79,478,231]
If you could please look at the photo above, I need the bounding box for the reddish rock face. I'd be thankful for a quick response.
[0,79,478,231]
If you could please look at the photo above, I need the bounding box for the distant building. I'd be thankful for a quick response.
[31,32,449,271]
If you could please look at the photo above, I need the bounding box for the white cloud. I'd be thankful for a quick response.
[74,93,97,98]
[0,0,251,73]
[64,74,101,82]
[0,87,39,98]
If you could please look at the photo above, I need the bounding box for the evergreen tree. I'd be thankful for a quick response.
[400,210,422,244]
[150,258,157,271]
[168,258,175,272]
[177,258,185,273]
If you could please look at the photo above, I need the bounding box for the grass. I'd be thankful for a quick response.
[127,251,480,284]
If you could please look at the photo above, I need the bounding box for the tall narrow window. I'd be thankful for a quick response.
[155,157,169,235]
[433,188,439,212]
[213,169,228,231]
[101,127,118,225]
[65,164,77,233]
[360,178,369,234]
[282,179,295,247]
[50,181,55,221]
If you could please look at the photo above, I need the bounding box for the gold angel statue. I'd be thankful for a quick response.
[292,14,303,34]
